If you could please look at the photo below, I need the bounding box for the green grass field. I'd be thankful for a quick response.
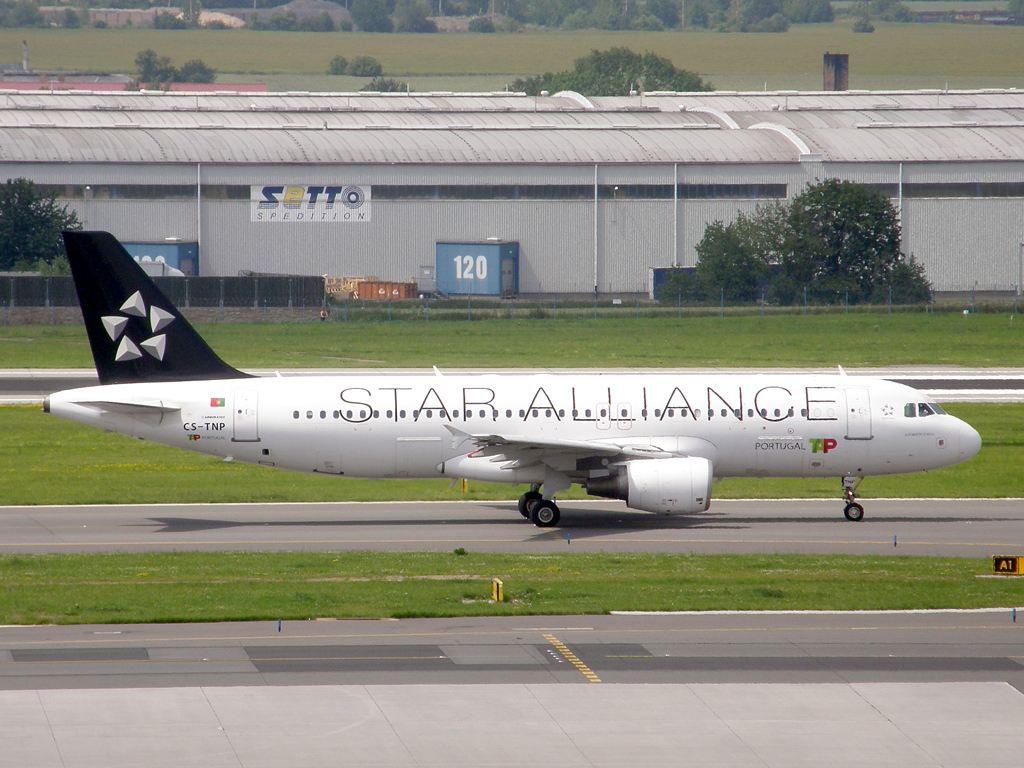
[1,403,1018,505]
[1,551,1020,624]
[3,23,1022,85]
[3,312,1023,369]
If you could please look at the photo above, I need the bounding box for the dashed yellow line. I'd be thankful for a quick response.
[544,633,601,683]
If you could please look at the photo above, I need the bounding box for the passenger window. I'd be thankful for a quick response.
[399,410,406,418]
[320,411,326,419]
[345,410,352,418]
[558,409,565,417]
[641,409,647,417]
[680,408,688,417]
[360,410,366,418]
[333,410,339,419]
[386,410,393,418]
[572,409,579,417]
[293,411,299,419]
[506,410,512,418]
[372,411,379,419]
[585,409,592,417]
[905,403,916,417]
[667,409,674,417]
[800,409,807,417]
[480,410,486,418]
[306,411,313,419]
[413,410,419,419]
[654,409,661,417]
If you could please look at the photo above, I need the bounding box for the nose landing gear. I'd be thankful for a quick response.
[842,476,864,521]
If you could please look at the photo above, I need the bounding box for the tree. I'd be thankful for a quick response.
[135,49,177,83]
[326,55,348,75]
[780,179,919,304]
[512,48,712,97]
[694,202,786,302]
[393,0,437,31]
[350,0,393,31]
[690,181,931,306]
[360,76,410,92]
[0,179,81,272]
[1009,0,1024,17]
[177,59,216,84]
[348,55,383,77]
[467,15,495,31]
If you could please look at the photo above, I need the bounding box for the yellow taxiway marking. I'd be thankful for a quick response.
[544,634,601,683]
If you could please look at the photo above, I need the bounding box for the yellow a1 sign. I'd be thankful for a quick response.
[992,556,1020,575]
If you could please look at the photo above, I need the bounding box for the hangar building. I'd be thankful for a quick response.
[1,89,1022,295]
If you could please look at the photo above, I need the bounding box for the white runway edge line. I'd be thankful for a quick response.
[1,497,1022,510]
[612,608,1024,616]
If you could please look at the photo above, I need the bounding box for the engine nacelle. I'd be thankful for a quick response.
[586,457,713,514]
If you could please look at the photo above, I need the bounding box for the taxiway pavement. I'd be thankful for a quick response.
[2,613,1023,767]
[1,498,1020,556]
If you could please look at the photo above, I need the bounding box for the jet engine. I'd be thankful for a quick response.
[586,456,713,514]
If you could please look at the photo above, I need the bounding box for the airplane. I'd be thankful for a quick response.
[45,231,983,527]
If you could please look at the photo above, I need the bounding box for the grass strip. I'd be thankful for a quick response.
[1,552,1021,625]
[3,313,1024,369]
[1,404,1020,505]
[3,25,1023,80]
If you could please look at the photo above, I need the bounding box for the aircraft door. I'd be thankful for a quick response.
[232,390,259,442]
[596,404,610,430]
[845,388,873,440]
[616,402,633,431]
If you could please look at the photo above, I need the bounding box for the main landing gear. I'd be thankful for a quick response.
[517,486,560,527]
[842,476,864,522]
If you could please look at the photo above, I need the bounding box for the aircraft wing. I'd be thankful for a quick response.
[444,425,673,462]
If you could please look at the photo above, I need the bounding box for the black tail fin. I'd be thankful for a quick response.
[62,231,250,385]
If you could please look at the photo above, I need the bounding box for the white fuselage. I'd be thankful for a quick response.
[47,373,981,496]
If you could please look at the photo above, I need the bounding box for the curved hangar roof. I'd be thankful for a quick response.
[1,89,1024,165]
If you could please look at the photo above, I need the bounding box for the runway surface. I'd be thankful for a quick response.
[2,614,1023,766]
[1,498,1021,556]
[3,366,1024,404]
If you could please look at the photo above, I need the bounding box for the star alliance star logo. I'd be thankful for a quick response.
[100,291,175,362]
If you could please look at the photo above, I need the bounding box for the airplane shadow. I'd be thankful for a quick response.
[142,507,1013,537]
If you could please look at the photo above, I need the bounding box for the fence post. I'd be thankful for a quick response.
[388,298,392,322]
[344,300,348,322]
[288,278,293,309]
[593,289,597,320]
[467,294,472,321]
[720,287,724,318]
[845,288,849,314]
[636,295,640,319]
[185,278,190,309]
[263,299,267,321]
[253,278,258,310]
[9,277,14,309]
[803,286,807,315]
[2,300,5,326]
[425,296,429,321]
[761,288,765,316]
[45,277,50,309]
[302,298,306,323]
[888,285,892,314]
[219,278,224,323]
[677,291,681,318]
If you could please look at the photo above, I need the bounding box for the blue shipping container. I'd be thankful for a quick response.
[436,242,518,296]
[124,242,199,276]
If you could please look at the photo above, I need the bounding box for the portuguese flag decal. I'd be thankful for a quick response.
[210,397,226,407]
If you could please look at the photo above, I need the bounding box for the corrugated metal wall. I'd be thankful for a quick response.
[6,160,1023,293]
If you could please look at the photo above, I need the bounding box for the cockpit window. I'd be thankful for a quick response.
[928,402,946,415]
[918,403,934,417]
[904,403,917,418]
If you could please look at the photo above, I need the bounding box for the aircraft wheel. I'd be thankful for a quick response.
[844,503,865,522]
[530,500,560,528]
[518,491,542,518]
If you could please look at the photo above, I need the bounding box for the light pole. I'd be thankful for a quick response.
[1018,242,1023,298]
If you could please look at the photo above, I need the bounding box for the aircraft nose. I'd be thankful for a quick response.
[958,419,982,460]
